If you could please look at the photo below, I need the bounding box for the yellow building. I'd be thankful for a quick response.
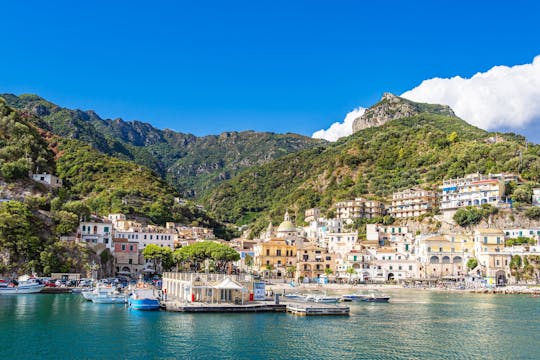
[418,235,472,279]
[254,238,297,278]
[473,228,510,285]
[296,242,333,281]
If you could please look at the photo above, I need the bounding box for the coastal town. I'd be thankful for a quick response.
[25,170,538,292]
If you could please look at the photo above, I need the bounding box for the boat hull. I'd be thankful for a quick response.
[92,296,127,304]
[361,297,390,303]
[129,298,160,311]
[0,284,44,294]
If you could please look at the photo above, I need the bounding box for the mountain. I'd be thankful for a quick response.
[0,99,235,275]
[352,92,455,132]
[1,94,325,198]
[203,94,537,236]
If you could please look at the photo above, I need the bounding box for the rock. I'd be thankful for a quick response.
[352,92,456,133]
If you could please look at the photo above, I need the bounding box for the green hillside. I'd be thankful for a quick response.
[0,100,234,275]
[203,101,538,236]
[1,93,325,198]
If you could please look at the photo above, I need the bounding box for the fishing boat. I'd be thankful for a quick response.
[0,277,44,295]
[128,289,160,311]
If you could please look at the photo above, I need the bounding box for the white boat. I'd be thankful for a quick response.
[305,292,340,303]
[85,285,127,304]
[313,295,340,303]
[0,277,44,295]
[283,292,306,300]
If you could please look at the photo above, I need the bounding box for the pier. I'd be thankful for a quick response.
[162,300,350,316]
[285,302,350,316]
[162,301,286,313]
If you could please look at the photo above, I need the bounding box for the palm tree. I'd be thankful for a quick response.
[265,264,274,279]
[286,265,296,279]
[346,267,356,283]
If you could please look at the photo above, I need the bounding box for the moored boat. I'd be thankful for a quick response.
[87,285,127,304]
[0,277,44,295]
[360,294,390,303]
[129,289,160,311]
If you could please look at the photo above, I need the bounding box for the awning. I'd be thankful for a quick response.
[213,277,245,290]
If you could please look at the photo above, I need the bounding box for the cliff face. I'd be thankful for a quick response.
[352,93,456,133]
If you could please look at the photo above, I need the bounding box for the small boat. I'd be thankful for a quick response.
[340,294,366,302]
[87,285,127,304]
[0,277,44,295]
[360,294,390,303]
[284,292,306,300]
[129,289,160,311]
[312,295,340,303]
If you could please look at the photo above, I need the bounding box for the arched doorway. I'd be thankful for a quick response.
[496,270,507,286]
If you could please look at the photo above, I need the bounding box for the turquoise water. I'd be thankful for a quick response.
[1,290,539,359]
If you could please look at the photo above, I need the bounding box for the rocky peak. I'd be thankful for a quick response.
[352,92,455,133]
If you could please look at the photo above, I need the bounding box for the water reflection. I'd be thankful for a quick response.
[1,291,540,359]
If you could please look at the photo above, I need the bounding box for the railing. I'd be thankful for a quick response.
[163,272,251,283]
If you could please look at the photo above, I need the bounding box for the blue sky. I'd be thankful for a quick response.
[1,1,539,139]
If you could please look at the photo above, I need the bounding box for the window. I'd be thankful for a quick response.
[129,245,133,251]
[496,260,500,266]
[121,245,126,251]
[128,259,132,264]
[389,266,393,270]
[104,238,109,244]
[483,237,488,244]
[408,265,412,271]
[439,247,442,252]
[82,225,86,231]
[399,266,402,270]
[104,227,109,233]
[427,247,431,252]
[266,249,270,256]
[326,256,331,261]
[276,250,282,256]
[496,237,501,244]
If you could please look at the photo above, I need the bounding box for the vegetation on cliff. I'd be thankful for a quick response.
[204,103,538,236]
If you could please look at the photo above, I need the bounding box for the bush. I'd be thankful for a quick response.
[525,207,540,220]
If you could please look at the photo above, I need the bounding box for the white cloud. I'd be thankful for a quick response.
[312,107,365,141]
[401,55,540,130]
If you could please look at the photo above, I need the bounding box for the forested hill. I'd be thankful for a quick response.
[0,99,235,275]
[1,93,325,198]
[202,96,538,236]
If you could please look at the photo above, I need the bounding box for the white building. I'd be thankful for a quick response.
[439,173,506,220]
[115,227,176,249]
[364,248,418,282]
[78,221,114,250]
[31,173,62,188]
[504,228,540,242]
[533,188,540,206]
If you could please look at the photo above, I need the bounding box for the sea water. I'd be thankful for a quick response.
[1,290,539,359]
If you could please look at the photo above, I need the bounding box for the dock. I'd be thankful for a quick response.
[286,302,350,316]
[162,301,286,313]
[162,300,349,316]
